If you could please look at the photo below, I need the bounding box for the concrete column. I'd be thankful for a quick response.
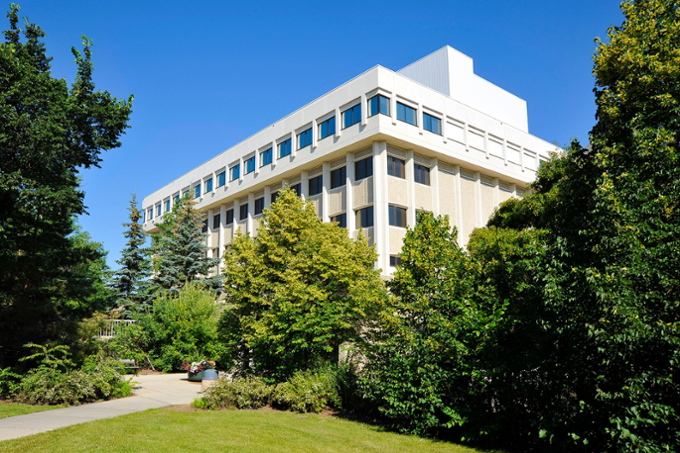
[431,158,440,216]
[390,96,397,125]
[464,122,470,153]
[247,193,254,236]
[502,139,509,166]
[335,107,341,138]
[271,141,278,168]
[322,161,330,222]
[218,204,226,270]
[346,152,355,235]
[301,170,309,200]
[494,177,500,207]
[233,199,240,235]
[264,186,271,210]
[206,209,213,251]
[360,94,367,126]
[475,171,483,227]
[291,131,297,158]
[520,146,525,172]
[372,141,389,273]
[441,113,447,144]
[417,103,424,135]
[238,157,243,182]
[406,150,416,226]
[312,120,318,149]
[483,131,490,159]
[455,165,464,235]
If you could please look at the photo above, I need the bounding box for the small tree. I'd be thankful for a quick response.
[108,193,151,315]
[221,187,387,380]
[151,195,222,292]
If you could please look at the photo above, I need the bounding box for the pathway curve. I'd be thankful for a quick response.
[0,373,201,442]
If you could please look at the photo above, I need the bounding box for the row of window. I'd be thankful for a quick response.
[386,155,431,185]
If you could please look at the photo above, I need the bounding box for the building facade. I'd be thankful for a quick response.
[142,46,557,276]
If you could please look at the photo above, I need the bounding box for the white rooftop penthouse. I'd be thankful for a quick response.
[142,46,557,276]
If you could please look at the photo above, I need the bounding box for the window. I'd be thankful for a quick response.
[142,211,145,223]
[217,171,226,188]
[156,204,162,216]
[164,199,171,213]
[230,164,240,181]
[173,195,180,204]
[330,166,346,189]
[271,191,279,204]
[397,102,417,126]
[298,128,312,149]
[368,94,390,117]
[356,206,374,228]
[387,156,405,178]
[331,213,346,228]
[318,117,335,140]
[261,148,272,166]
[291,183,301,197]
[239,204,248,221]
[414,164,430,185]
[343,104,361,128]
[194,185,201,199]
[182,189,189,198]
[390,256,402,267]
[254,197,265,215]
[423,112,441,135]
[278,139,291,158]
[202,219,208,233]
[309,175,323,196]
[226,209,234,225]
[148,208,153,220]
[416,209,430,224]
[213,214,221,229]
[355,157,373,181]
[389,205,407,227]
[244,156,255,175]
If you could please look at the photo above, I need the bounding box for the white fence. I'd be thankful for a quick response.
[98,319,136,339]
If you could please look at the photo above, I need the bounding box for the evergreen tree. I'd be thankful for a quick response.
[109,193,151,315]
[151,195,222,292]
[0,4,132,366]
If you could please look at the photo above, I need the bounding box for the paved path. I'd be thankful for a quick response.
[0,373,202,442]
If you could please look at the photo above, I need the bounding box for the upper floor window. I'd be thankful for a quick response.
[389,205,407,228]
[291,183,302,197]
[239,204,248,221]
[230,164,240,181]
[164,199,171,213]
[226,209,234,225]
[271,191,279,204]
[343,104,361,128]
[173,195,180,205]
[387,155,405,178]
[298,128,312,149]
[414,164,430,186]
[397,102,417,126]
[330,166,346,189]
[213,214,221,229]
[309,175,323,196]
[142,211,145,223]
[254,197,265,216]
[156,205,162,217]
[368,94,390,117]
[148,208,153,220]
[390,255,402,267]
[318,117,335,140]
[278,138,291,158]
[205,178,213,193]
[261,148,272,166]
[356,206,374,228]
[423,112,441,135]
[217,171,226,188]
[355,157,373,181]
[202,219,208,233]
[331,213,347,228]
[194,185,201,199]
[244,156,255,175]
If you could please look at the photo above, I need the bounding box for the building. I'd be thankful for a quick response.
[142,46,557,276]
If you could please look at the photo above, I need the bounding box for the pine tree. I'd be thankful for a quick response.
[151,195,222,292]
[109,193,151,315]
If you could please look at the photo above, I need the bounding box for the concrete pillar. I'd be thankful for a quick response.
[372,141,388,273]
[432,158,440,216]
[346,152,355,235]
[322,161,330,222]
[406,150,416,226]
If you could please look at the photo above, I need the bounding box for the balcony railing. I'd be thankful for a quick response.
[98,319,136,339]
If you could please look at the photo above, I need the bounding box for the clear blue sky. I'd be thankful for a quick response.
[14,1,624,269]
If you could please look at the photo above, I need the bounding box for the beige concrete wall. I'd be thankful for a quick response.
[328,187,346,216]
[389,227,407,254]
[499,188,513,204]
[459,176,477,244]
[210,231,219,246]
[353,176,373,208]
[481,183,495,226]
[438,170,458,228]
[309,195,322,217]
[414,183,433,212]
[252,218,260,236]
[387,177,408,207]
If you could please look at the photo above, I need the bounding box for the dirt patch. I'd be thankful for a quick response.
[163,404,204,412]
[137,369,165,376]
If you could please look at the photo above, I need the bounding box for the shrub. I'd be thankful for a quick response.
[198,376,272,410]
[0,367,21,398]
[271,368,341,413]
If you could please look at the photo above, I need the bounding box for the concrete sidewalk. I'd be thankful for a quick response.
[0,373,201,442]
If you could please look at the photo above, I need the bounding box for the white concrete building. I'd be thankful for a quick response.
[142,46,557,276]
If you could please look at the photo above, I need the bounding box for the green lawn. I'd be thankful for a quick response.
[0,408,490,452]
[0,402,62,419]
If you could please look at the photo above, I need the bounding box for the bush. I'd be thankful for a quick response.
[271,368,341,413]
[0,367,21,398]
[198,376,273,410]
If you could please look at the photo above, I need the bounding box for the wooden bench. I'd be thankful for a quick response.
[118,359,139,371]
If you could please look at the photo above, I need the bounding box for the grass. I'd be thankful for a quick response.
[0,407,489,452]
[0,401,62,419]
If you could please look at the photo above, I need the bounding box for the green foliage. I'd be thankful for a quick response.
[198,376,273,410]
[151,195,222,293]
[143,283,225,372]
[271,368,341,413]
[100,320,150,368]
[221,187,387,380]
[109,193,151,316]
[0,4,132,367]
[0,367,21,397]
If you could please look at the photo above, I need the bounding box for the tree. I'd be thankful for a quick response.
[0,4,133,367]
[108,193,151,316]
[221,187,387,380]
[151,195,222,292]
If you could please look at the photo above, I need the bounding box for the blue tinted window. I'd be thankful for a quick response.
[389,205,407,227]
[194,185,201,199]
[164,200,171,212]
[397,102,417,126]
[423,112,441,135]
[254,197,265,215]
[156,205,161,216]
[244,156,255,175]
[309,175,323,196]
[217,172,226,187]
[261,148,272,166]
[226,209,234,225]
[368,95,389,117]
[239,204,248,221]
[414,164,430,186]
[343,104,361,128]
[142,211,145,223]
[319,117,335,139]
[205,178,213,193]
[230,164,240,181]
[355,157,373,181]
[148,209,153,220]
[271,191,279,204]
[356,206,374,228]
[291,183,301,197]
[298,128,312,149]
[331,166,346,189]
[331,213,346,228]
[173,195,180,204]
[278,139,291,158]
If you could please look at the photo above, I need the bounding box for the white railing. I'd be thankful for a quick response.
[98,319,136,339]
